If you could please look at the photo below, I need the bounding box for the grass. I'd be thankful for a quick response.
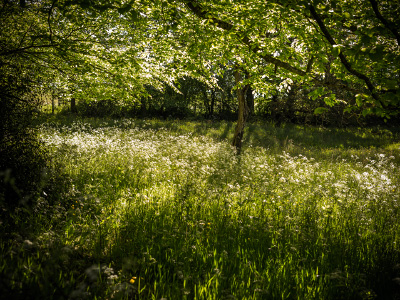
[1,115,400,299]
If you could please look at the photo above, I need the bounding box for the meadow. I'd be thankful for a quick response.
[1,116,400,299]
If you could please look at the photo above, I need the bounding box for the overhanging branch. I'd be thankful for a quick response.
[309,5,383,105]
[368,0,400,46]
[184,1,388,102]
[306,55,315,73]
[0,44,60,56]
[185,1,307,76]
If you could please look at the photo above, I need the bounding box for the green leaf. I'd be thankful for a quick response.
[332,45,341,57]
[382,91,400,105]
[130,10,139,22]
[360,35,371,46]
[344,107,353,113]
[355,94,368,106]
[323,94,336,107]
[308,87,326,100]
[362,108,372,117]
[314,107,329,115]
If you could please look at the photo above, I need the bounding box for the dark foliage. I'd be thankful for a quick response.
[74,98,138,118]
[0,66,46,207]
[0,67,71,239]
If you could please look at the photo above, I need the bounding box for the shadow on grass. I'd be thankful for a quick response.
[244,122,400,150]
[109,196,400,300]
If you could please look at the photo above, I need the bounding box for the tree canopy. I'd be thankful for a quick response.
[178,0,400,117]
[1,0,399,135]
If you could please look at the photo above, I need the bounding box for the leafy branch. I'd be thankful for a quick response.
[308,4,383,106]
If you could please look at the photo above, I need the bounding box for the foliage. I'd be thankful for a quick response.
[1,117,399,299]
[1,1,400,297]
[0,1,56,211]
[0,0,168,210]
[4,0,399,133]
[141,73,237,119]
[175,0,400,117]
[49,0,400,128]
[0,66,46,209]
[0,2,51,208]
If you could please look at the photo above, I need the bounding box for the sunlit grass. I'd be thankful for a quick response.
[2,116,400,299]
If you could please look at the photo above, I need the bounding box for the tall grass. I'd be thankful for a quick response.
[1,116,400,299]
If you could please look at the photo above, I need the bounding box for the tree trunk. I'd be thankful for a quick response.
[71,97,77,113]
[231,67,249,154]
[202,88,211,117]
[245,70,254,117]
[246,85,254,116]
[210,88,216,117]
[51,96,55,114]
[140,97,147,116]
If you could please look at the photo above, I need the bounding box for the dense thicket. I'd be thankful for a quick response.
[0,2,48,211]
[0,1,67,214]
[0,66,45,206]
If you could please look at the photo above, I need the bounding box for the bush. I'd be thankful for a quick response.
[0,66,70,236]
[0,70,46,205]
[74,99,139,118]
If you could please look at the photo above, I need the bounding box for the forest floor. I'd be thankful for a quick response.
[1,115,400,299]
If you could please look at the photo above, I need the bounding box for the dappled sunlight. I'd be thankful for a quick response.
[2,0,399,297]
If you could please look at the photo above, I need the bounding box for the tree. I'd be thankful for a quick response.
[179,0,399,150]
[0,0,167,207]
[3,0,399,156]
[0,1,58,208]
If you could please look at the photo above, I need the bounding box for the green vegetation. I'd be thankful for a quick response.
[1,116,399,299]
[1,0,400,299]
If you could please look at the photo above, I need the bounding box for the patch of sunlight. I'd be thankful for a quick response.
[384,143,400,150]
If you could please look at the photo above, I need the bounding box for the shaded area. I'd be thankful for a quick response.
[244,122,400,150]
